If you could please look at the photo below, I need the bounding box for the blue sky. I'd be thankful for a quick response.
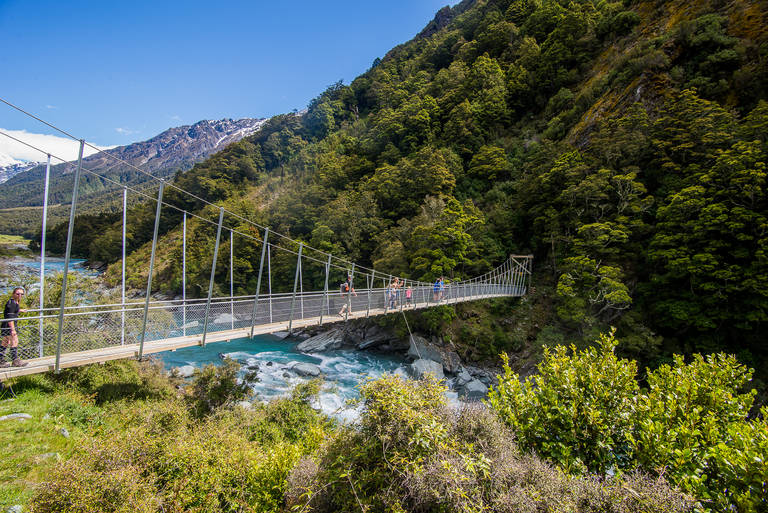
[1,0,457,148]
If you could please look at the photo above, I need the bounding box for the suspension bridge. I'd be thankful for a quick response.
[0,99,532,381]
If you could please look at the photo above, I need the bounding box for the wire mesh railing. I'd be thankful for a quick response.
[7,255,531,366]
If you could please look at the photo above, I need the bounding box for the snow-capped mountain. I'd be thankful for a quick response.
[0,117,267,210]
[0,156,39,184]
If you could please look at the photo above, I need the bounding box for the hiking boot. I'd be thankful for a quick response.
[11,359,28,367]
[0,361,9,368]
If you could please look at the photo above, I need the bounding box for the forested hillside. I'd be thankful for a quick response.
[45,0,768,384]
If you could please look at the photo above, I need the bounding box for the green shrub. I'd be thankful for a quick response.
[47,392,103,429]
[250,379,329,448]
[488,329,638,473]
[293,375,692,513]
[52,359,175,404]
[488,330,768,512]
[188,359,249,416]
[30,457,159,513]
[630,354,765,512]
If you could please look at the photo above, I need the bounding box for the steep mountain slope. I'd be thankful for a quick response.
[0,118,266,236]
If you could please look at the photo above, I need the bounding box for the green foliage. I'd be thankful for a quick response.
[488,331,768,512]
[630,354,764,511]
[23,367,328,513]
[188,359,249,416]
[488,329,638,473]
[52,359,175,404]
[31,459,160,513]
[293,375,693,513]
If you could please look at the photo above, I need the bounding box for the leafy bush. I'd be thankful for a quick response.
[291,375,692,513]
[31,456,159,513]
[488,330,768,512]
[31,381,328,513]
[47,392,104,429]
[52,359,175,404]
[488,329,638,473]
[630,354,765,512]
[188,359,249,416]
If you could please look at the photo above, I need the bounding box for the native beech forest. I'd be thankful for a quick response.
[36,0,768,390]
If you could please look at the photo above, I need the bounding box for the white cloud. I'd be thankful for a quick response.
[169,115,182,122]
[0,128,112,164]
[45,104,58,109]
[115,127,139,135]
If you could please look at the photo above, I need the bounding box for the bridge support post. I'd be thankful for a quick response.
[319,253,331,325]
[268,244,273,323]
[527,256,533,293]
[366,270,373,318]
[288,243,303,334]
[55,140,84,373]
[38,154,51,358]
[230,231,234,330]
[139,181,165,359]
[344,264,355,322]
[249,228,269,338]
[121,187,127,345]
[202,208,224,347]
[182,212,186,337]
[299,248,304,320]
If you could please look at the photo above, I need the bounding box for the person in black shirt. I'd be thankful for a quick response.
[1,287,28,367]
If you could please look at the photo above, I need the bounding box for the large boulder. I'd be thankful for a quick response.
[289,362,322,377]
[455,367,473,386]
[458,378,488,400]
[296,329,345,352]
[409,358,445,380]
[442,351,462,374]
[407,335,443,363]
[407,335,464,374]
[358,326,395,350]
[172,365,195,378]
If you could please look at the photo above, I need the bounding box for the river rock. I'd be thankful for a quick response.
[357,327,394,350]
[289,362,322,377]
[173,365,195,378]
[297,329,344,353]
[59,427,70,438]
[213,313,236,325]
[181,320,199,329]
[409,358,444,380]
[0,413,32,421]
[442,351,462,374]
[407,335,443,363]
[456,367,473,385]
[458,379,488,400]
[6,505,22,513]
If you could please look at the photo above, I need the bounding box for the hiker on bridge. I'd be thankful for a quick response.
[1,287,29,368]
[338,274,357,317]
